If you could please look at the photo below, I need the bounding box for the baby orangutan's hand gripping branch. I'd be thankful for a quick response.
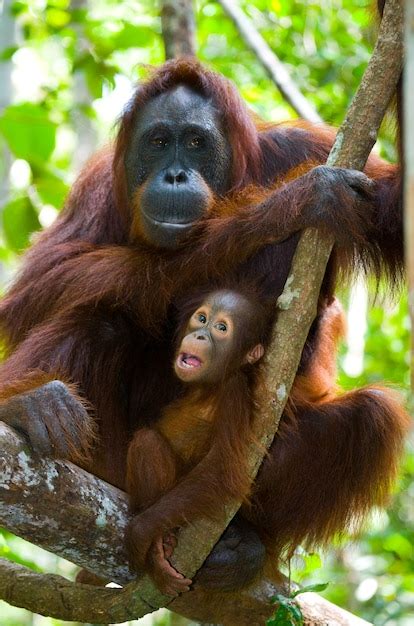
[125,288,270,596]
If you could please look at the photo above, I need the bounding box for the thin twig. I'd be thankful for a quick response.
[217,0,322,123]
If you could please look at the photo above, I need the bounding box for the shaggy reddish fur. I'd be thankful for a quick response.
[0,58,408,569]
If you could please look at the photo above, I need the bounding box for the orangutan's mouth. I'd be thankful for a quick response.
[176,353,203,369]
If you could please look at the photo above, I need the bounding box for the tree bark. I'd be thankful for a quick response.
[0,423,133,584]
[0,0,403,623]
[0,422,371,625]
[0,0,15,205]
[217,0,322,123]
[160,0,196,60]
[0,1,16,287]
[71,0,98,171]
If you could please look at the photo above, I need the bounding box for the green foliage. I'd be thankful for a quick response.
[267,596,304,626]
[339,295,410,392]
[2,196,41,251]
[198,0,374,124]
[0,103,57,162]
[0,1,410,624]
[0,530,43,572]
[267,583,329,626]
[35,172,69,209]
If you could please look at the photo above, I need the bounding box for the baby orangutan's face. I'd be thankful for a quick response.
[174,290,264,384]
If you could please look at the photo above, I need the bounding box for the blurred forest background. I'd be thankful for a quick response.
[0,0,412,624]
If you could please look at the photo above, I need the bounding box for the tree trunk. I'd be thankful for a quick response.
[161,0,196,60]
[71,0,98,171]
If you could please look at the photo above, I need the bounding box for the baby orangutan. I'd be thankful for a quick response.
[125,289,271,595]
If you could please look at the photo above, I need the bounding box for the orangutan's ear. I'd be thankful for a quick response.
[245,344,264,365]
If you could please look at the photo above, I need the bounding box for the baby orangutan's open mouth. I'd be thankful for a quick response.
[176,353,203,369]
[174,352,204,382]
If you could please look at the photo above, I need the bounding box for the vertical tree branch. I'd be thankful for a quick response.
[0,0,16,286]
[160,0,196,60]
[71,0,98,171]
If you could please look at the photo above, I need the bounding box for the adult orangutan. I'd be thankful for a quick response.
[0,58,408,590]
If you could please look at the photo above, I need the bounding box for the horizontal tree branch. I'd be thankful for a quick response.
[0,422,371,625]
[0,423,132,583]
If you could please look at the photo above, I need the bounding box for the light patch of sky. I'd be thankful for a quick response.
[12,44,69,103]
[355,577,378,602]
[94,73,135,128]
[343,276,368,377]
[11,45,135,136]
[39,205,59,228]
[10,159,31,189]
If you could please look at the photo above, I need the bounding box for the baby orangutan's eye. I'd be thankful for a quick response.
[198,313,207,324]
[216,322,227,333]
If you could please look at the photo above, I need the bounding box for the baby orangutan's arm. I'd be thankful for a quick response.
[126,427,192,596]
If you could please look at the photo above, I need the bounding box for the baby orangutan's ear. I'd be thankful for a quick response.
[245,344,264,365]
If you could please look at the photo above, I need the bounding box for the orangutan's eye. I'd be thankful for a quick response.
[198,313,207,324]
[216,322,227,333]
[150,136,169,148]
[188,135,204,149]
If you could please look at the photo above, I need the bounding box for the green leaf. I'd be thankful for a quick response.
[35,176,69,209]
[10,0,27,16]
[113,24,156,49]
[290,604,304,622]
[382,533,413,559]
[46,8,70,29]
[267,602,304,626]
[2,196,41,252]
[270,593,288,605]
[71,7,87,24]
[48,0,70,8]
[292,582,329,597]
[0,246,14,263]
[268,594,304,625]
[0,103,57,162]
[75,55,117,99]
[0,46,18,61]
[84,66,104,100]
[0,548,43,573]
[266,606,289,626]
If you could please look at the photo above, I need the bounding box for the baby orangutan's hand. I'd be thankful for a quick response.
[146,532,192,596]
